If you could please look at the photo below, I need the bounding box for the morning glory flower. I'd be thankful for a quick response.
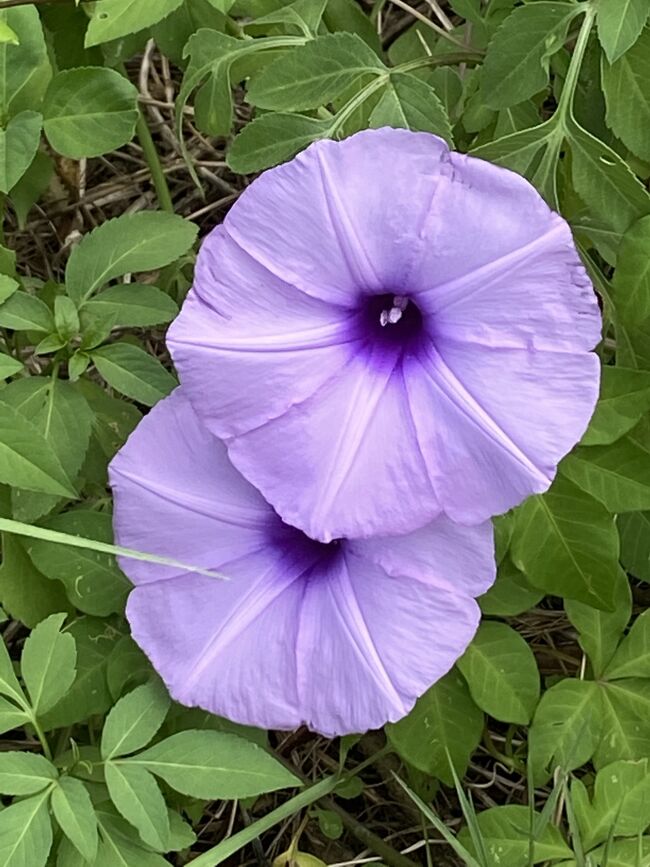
[109,390,495,736]
[168,128,601,542]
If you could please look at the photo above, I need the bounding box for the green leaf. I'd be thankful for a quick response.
[0,353,22,379]
[82,284,178,328]
[595,680,650,766]
[26,511,129,617]
[51,777,98,863]
[247,32,384,111]
[54,296,79,341]
[0,400,77,498]
[565,568,632,677]
[602,27,650,162]
[457,621,540,724]
[0,534,71,629]
[129,729,300,798]
[479,559,544,617]
[105,762,169,850]
[84,0,184,47]
[43,67,139,159]
[0,790,53,867]
[387,670,483,786]
[95,807,169,867]
[3,378,93,522]
[511,475,619,609]
[619,511,650,581]
[0,275,18,303]
[65,211,197,305]
[459,804,573,865]
[0,616,23,711]
[41,617,123,730]
[91,343,176,406]
[582,367,650,445]
[567,118,650,235]
[151,0,228,65]
[21,613,76,716]
[574,758,650,850]
[612,214,650,325]
[528,678,601,784]
[0,696,29,735]
[0,291,54,332]
[0,111,43,195]
[482,2,579,109]
[0,752,57,795]
[101,680,170,761]
[369,72,453,143]
[8,151,53,230]
[0,22,18,45]
[561,420,650,513]
[606,610,650,679]
[596,0,650,62]
[229,113,330,173]
[0,7,51,117]
[589,837,650,867]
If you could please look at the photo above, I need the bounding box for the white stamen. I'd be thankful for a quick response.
[388,307,403,324]
[393,295,408,311]
[379,310,390,327]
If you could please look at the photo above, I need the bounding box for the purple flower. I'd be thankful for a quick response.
[109,390,495,736]
[168,128,601,542]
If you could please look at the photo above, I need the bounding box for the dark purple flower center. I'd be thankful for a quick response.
[356,293,425,354]
[269,521,343,576]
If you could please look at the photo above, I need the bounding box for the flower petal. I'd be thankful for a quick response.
[109,389,273,584]
[403,341,600,523]
[224,128,451,305]
[227,349,442,541]
[167,227,356,437]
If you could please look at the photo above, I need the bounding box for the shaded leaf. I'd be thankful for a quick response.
[0,111,43,195]
[602,26,650,162]
[596,0,650,62]
[228,113,330,173]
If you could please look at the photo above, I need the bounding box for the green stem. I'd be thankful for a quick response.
[321,797,419,867]
[556,4,596,128]
[30,714,53,761]
[135,108,174,213]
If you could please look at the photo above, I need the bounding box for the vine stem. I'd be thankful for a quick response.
[135,107,174,213]
[29,714,53,760]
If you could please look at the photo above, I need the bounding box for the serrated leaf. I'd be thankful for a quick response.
[43,67,139,159]
[105,762,169,850]
[65,211,197,305]
[91,343,176,406]
[41,617,123,730]
[565,568,631,677]
[21,613,76,716]
[562,420,650,512]
[613,214,650,325]
[568,118,650,235]
[482,2,579,109]
[0,790,53,867]
[602,26,650,162]
[369,72,453,143]
[0,290,53,332]
[0,751,57,795]
[596,0,650,63]
[0,696,29,735]
[387,671,483,786]
[0,111,42,195]
[129,729,300,798]
[528,678,601,784]
[511,475,619,609]
[82,284,178,328]
[0,400,77,498]
[582,367,650,445]
[0,7,51,117]
[228,113,330,173]
[605,610,650,679]
[247,32,384,111]
[84,0,184,47]
[458,805,573,865]
[51,777,98,863]
[457,621,540,724]
[8,151,53,230]
[247,0,327,36]
[26,511,129,617]
[101,681,170,761]
[95,807,169,867]
[619,511,650,581]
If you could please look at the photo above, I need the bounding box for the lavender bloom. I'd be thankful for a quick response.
[109,390,495,736]
[168,128,601,542]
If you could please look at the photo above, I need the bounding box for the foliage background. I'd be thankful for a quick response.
[0,0,649,865]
